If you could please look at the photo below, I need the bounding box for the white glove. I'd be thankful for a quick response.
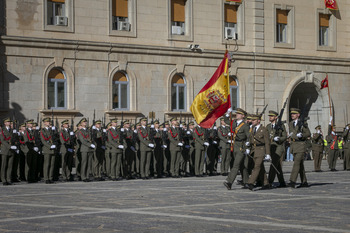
[16,150,20,154]
[317,130,321,134]
[34,147,39,152]
[92,126,96,129]
[70,131,74,136]
[228,132,231,136]
[178,143,183,147]
[103,129,107,133]
[227,140,232,144]
[13,129,17,133]
[331,131,336,135]
[213,141,217,144]
[148,143,155,148]
[50,145,56,149]
[68,148,74,153]
[162,145,167,149]
[245,149,250,155]
[264,154,271,161]
[36,126,40,130]
[273,136,280,142]
[17,132,21,136]
[134,130,137,133]
[213,126,217,130]
[150,124,154,128]
[121,128,125,132]
[204,142,209,146]
[288,132,293,137]
[185,145,190,149]
[130,146,137,152]
[118,145,124,149]
[329,116,333,124]
[245,142,250,146]
[101,146,106,150]
[90,144,96,148]
[186,131,191,135]
[163,128,167,132]
[227,108,232,113]
[10,146,17,150]
[180,124,183,128]
[345,126,349,130]
[297,133,303,138]
[51,126,56,130]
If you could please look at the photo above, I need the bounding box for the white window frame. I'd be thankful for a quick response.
[48,68,67,110]
[222,0,245,46]
[273,5,295,49]
[109,0,137,38]
[316,9,336,52]
[171,75,187,112]
[43,0,74,33]
[229,76,239,111]
[112,73,130,111]
[168,0,193,42]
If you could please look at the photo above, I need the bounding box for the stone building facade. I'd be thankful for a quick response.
[0,0,349,131]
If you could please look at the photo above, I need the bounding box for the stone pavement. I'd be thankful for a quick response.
[0,160,349,233]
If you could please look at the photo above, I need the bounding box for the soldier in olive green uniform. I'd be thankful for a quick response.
[288,108,311,188]
[168,118,183,177]
[40,117,57,184]
[75,122,83,181]
[1,118,15,185]
[245,114,271,190]
[187,122,196,176]
[193,124,208,177]
[206,125,219,176]
[223,108,250,190]
[266,110,287,187]
[104,122,112,179]
[326,117,339,171]
[77,118,95,182]
[163,122,171,176]
[138,118,154,179]
[217,117,231,176]
[92,120,105,181]
[108,119,125,180]
[152,120,164,177]
[22,120,37,183]
[342,124,350,170]
[123,120,135,179]
[312,125,324,172]
[59,119,74,181]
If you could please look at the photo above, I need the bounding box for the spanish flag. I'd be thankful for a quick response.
[325,0,337,10]
[190,52,231,128]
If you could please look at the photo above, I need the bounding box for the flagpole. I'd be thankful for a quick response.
[326,74,333,127]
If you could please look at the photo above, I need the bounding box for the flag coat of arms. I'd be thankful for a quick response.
[190,52,231,128]
[321,75,329,89]
[325,0,337,10]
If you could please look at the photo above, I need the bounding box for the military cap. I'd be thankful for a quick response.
[76,122,81,127]
[123,120,130,125]
[290,108,300,114]
[220,117,225,121]
[95,120,102,124]
[170,117,177,122]
[117,125,121,129]
[61,119,69,125]
[3,117,11,123]
[78,117,87,125]
[189,121,195,126]
[315,125,321,130]
[140,117,147,122]
[250,114,261,120]
[42,117,51,122]
[165,122,170,126]
[153,120,159,124]
[246,114,253,120]
[111,118,118,123]
[136,122,141,127]
[236,108,246,115]
[19,123,26,128]
[147,123,152,127]
[26,119,34,124]
[181,121,187,126]
[268,110,278,116]
[106,122,112,128]
[32,122,37,127]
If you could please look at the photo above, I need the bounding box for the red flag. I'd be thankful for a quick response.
[325,0,337,10]
[321,75,328,89]
[190,52,231,128]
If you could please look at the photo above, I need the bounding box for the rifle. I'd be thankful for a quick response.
[297,96,311,132]
[274,98,288,139]
[70,116,76,147]
[259,104,268,118]
[119,111,125,145]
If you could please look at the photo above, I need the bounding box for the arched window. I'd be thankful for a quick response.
[229,76,239,110]
[171,74,186,111]
[112,71,129,110]
[48,68,66,109]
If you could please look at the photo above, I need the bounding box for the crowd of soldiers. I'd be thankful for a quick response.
[0,108,349,189]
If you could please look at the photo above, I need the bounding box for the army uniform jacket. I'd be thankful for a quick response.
[23,128,35,154]
[60,128,73,154]
[138,126,153,152]
[218,125,230,149]
[40,127,55,155]
[342,128,350,149]
[92,128,104,150]
[0,127,13,155]
[288,120,311,154]
[266,123,287,156]
[108,127,124,153]
[312,132,324,152]
[152,128,163,148]
[249,125,271,156]
[168,126,182,152]
[193,126,206,150]
[123,128,134,149]
[78,128,93,153]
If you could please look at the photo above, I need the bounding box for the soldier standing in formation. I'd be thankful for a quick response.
[1,118,15,185]
[312,125,324,172]
[168,117,183,177]
[342,124,350,170]
[138,117,154,179]
[326,117,339,171]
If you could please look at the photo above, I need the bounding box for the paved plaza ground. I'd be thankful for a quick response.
[0,160,349,232]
